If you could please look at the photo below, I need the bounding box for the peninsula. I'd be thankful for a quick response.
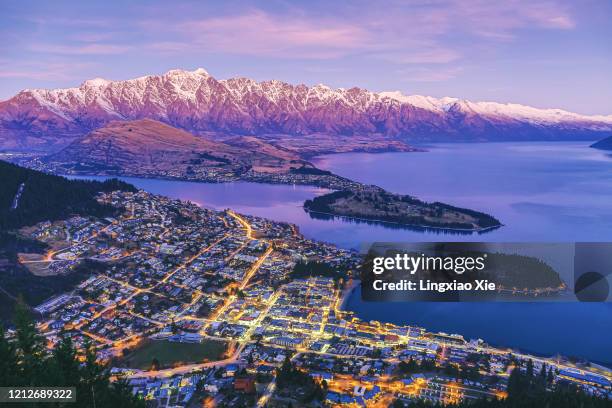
[304,188,502,231]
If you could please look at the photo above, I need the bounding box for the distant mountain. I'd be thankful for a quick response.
[0,160,134,230]
[1,68,611,151]
[590,135,612,151]
[44,119,311,174]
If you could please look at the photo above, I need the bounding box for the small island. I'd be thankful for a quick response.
[304,187,502,232]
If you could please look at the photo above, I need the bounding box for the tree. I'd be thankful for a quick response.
[1,304,145,407]
[526,358,534,378]
[151,357,160,371]
[50,336,80,386]
[13,300,47,385]
[399,358,418,374]
[0,324,19,386]
[547,367,555,385]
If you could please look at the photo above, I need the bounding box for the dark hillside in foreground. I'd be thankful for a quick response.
[0,160,136,230]
[0,160,136,320]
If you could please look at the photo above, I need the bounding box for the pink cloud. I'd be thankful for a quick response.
[449,0,576,40]
[140,1,575,64]
[398,66,464,82]
[378,49,462,65]
[29,43,131,55]
[0,60,96,81]
[175,10,372,59]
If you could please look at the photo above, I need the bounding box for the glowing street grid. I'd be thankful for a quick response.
[28,190,611,407]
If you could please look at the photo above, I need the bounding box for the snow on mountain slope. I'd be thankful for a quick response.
[1,68,611,151]
[379,91,612,125]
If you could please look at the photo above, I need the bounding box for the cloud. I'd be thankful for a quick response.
[398,66,464,82]
[7,0,578,87]
[29,43,131,55]
[26,16,111,28]
[169,10,373,59]
[136,1,576,65]
[447,0,576,40]
[0,60,95,81]
[0,70,60,80]
[377,49,462,65]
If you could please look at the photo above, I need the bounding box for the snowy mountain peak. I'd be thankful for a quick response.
[193,67,209,76]
[81,77,111,88]
[163,68,210,78]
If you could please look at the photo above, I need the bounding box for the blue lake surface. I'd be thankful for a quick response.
[76,141,612,364]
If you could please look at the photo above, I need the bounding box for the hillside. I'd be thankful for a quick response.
[0,160,135,230]
[44,119,314,176]
[590,135,612,151]
[1,68,611,152]
[46,119,243,172]
[0,161,136,317]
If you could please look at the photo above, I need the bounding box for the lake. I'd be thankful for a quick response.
[74,141,612,364]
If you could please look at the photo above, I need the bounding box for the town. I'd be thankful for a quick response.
[12,189,611,407]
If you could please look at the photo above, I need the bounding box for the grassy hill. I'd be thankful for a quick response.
[44,119,313,176]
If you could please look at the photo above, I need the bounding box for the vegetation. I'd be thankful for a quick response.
[121,339,226,370]
[289,165,333,176]
[0,159,135,230]
[398,357,437,374]
[304,188,501,231]
[485,252,563,289]
[433,202,502,228]
[303,190,352,212]
[192,152,231,164]
[0,160,135,320]
[276,354,325,403]
[290,260,347,284]
[0,301,144,407]
[0,258,97,322]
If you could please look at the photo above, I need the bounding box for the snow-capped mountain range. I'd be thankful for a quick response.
[1,68,611,151]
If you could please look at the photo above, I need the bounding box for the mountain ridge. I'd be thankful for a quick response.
[1,68,611,151]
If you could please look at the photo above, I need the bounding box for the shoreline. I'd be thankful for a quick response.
[62,171,503,234]
[343,282,612,369]
[339,278,360,311]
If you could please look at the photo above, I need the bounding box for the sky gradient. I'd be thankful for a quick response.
[1,0,610,115]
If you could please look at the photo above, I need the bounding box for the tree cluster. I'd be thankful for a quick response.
[0,159,135,230]
[276,355,325,403]
[0,302,144,407]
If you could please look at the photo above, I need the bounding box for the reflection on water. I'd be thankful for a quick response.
[347,288,612,364]
[313,141,612,244]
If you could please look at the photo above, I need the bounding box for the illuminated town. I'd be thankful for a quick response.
[18,190,611,407]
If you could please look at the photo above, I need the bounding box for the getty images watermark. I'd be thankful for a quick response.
[359,242,611,302]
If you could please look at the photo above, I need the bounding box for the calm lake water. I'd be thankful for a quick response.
[75,141,612,364]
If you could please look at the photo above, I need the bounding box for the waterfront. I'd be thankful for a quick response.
[73,141,612,364]
[346,287,611,365]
